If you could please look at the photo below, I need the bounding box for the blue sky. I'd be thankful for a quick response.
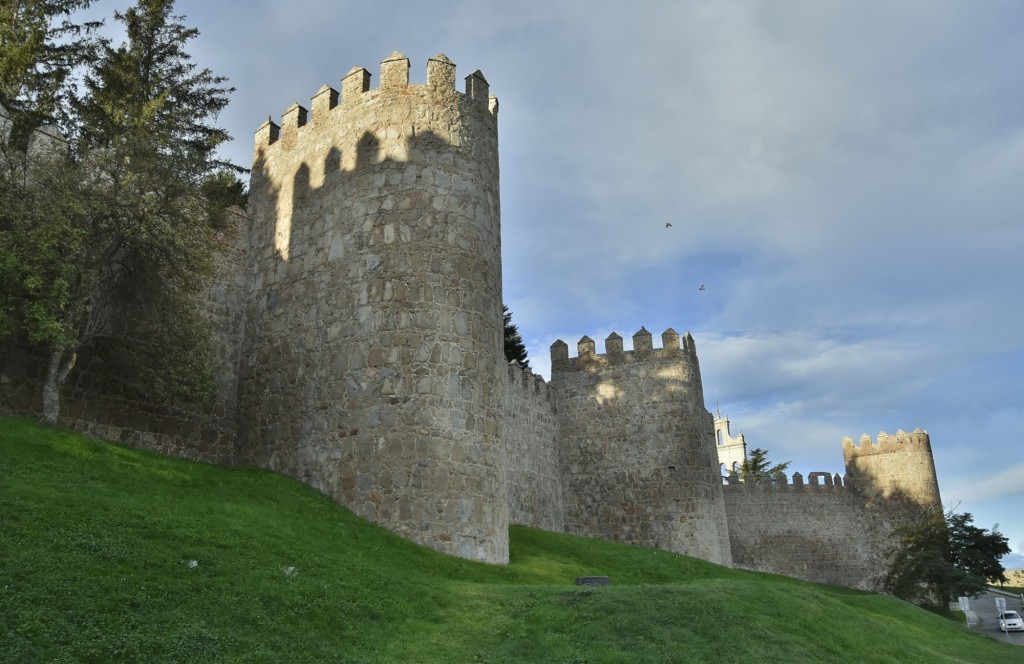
[87,1,1024,567]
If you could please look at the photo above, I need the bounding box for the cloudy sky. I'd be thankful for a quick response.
[87,0,1024,566]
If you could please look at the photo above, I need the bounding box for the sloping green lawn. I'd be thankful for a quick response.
[2,416,1021,663]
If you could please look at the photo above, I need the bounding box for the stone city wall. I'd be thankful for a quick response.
[722,474,891,589]
[498,362,564,532]
[1,56,946,584]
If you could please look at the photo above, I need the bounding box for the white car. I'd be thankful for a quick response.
[998,610,1024,632]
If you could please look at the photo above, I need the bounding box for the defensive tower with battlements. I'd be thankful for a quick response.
[550,328,732,565]
[843,429,941,509]
[721,428,941,588]
[239,52,507,562]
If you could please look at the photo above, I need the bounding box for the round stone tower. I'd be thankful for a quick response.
[238,53,507,562]
[842,429,941,510]
[549,328,733,566]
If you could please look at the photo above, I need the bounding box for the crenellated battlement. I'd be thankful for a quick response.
[842,428,930,456]
[841,427,941,509]
[504,360,550,399]
[254,52,496,152]
[550,327,698,370]
[723,470,849,490]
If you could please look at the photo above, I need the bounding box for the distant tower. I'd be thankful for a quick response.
[238,53,507,562]
[842,429,941,511]
[714,414,747,476]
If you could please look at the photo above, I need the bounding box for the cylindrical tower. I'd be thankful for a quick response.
[842,429,941,510]
[550,328,733,566]
[238,53,507,562]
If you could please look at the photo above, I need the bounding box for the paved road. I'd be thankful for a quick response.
[964,589,1024,646]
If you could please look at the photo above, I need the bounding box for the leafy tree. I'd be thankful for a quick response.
[502,305,529,369]
[738,447,790,481]
[886,507,1010,607]
[0,0,236,425]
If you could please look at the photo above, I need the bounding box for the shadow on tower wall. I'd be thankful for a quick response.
[238,122,502,460]
[236,65,507,560]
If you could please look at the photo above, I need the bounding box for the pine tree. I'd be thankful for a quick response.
[76,0,232,163]
[503,305,529,369]
[738,447,790,482]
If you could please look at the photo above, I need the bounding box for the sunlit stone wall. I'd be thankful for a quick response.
[1,57,947,583]
[722,430,941,589]
[238,53,507,563]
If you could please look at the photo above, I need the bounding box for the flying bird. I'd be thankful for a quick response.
[699,284,706,291]
[665,222,672,228]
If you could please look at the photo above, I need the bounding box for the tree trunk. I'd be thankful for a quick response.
[41,349,74,426]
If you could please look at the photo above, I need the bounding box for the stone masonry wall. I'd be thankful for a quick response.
[236,53,508,563]
[499,362,564,532]
[550,328,732,566]
[722,475,892,589]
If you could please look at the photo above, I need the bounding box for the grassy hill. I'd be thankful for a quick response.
[2,416,1022,663]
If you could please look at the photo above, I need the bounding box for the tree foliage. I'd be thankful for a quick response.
[75,0,231,162]
[738,447,790,481]
[502,305,529,369]
[0,0,100,138]
[0,0,238,425]
[886,507,1010,607]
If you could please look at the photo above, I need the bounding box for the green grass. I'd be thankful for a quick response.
[2,416,1022,663]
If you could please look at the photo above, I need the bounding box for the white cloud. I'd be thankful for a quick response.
[942,463,1024,505]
